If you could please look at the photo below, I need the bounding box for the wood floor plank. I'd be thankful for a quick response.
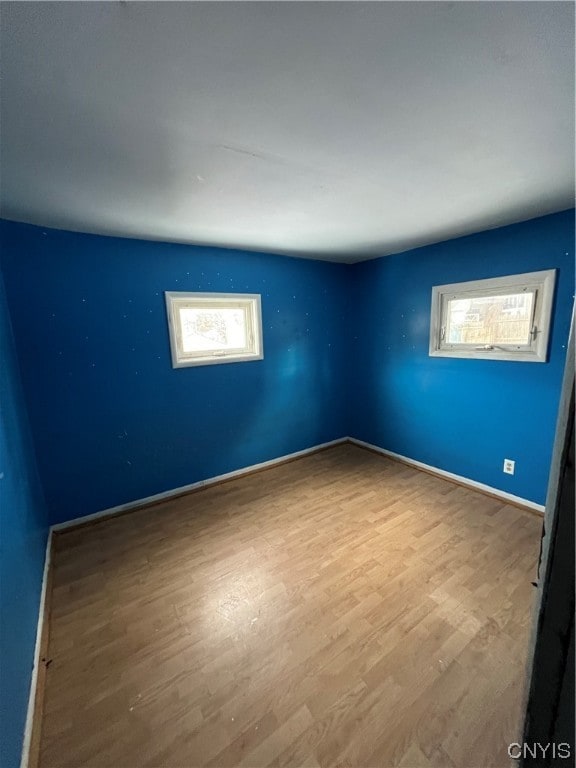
[37,444,541,767]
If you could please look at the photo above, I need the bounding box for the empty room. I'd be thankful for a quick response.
[0,2,574,768]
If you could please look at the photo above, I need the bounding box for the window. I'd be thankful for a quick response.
[165,292,263,367]
[429,270,556,362]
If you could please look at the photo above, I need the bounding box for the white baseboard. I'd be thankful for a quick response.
[52,434,544,532]
[51,437,348,532]
[20,529,52,768]
[348,437,545,514]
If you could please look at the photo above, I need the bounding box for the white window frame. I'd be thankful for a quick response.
[165,292,263,368]
[429,270,556,363]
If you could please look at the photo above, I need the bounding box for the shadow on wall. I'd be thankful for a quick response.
[229,341,323,469]
[0,272,49,768]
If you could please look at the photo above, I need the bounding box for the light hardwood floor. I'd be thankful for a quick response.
[37,444,541,768]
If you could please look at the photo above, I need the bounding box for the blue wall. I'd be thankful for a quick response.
[0,221,352,525]
[0,271,49,768]
[0,210,573,538]
[350,210,575,505]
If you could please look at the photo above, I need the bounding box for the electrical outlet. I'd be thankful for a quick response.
[503,459,515,475]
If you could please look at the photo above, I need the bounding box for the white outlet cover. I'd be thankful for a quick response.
[503,459,515,475]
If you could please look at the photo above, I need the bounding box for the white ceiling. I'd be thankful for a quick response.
[1,2,574,263]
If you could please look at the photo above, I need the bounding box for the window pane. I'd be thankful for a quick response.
[446,292,534,345]
[179,307,247,353]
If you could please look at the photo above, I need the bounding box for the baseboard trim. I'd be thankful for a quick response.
[51,437,349,533]
[20,530,53,768]
[51,435,545,533]
[348,438,545,514]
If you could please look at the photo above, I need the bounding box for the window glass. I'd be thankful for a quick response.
[180,307,248,353]
[445,292,534,346]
